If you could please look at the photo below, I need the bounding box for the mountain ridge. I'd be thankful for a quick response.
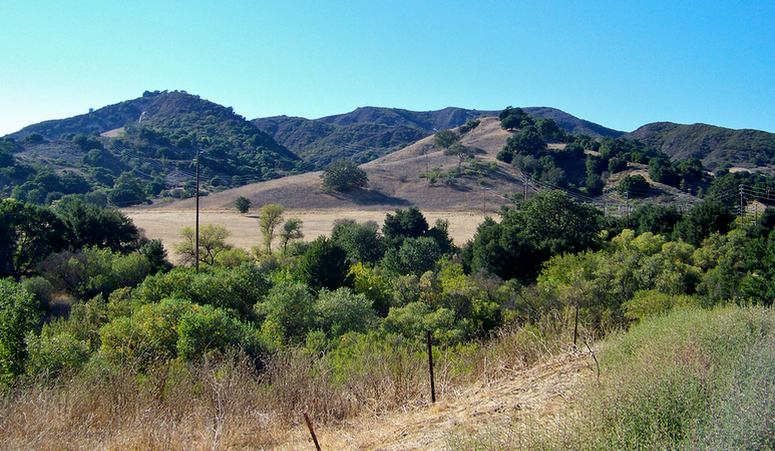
[253,105,623,168]
[626,121,775,169]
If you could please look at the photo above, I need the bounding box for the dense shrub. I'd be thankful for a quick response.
[0,279,41,385]
[255,281,315,344]
[132,265,270,320]
[39,247,152,299]
[100,298,263,369]
[314,287,376,337]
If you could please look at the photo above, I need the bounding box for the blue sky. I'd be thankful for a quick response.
[1,0,773,135]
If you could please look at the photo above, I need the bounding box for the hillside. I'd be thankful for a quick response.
[2,91,300,205]
[154,116,694,215]
[254,106,622,168]
[155,116,520,212]
[627,121,775,170]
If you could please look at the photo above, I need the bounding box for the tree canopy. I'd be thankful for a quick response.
[321,160,368,192]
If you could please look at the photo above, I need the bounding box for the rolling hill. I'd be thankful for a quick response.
[253,106,623,168]
[627,122,775,170]
[5,89,775,211]
[2,91,301,204]
[157,116,689,213]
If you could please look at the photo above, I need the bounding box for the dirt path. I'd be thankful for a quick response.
[278,351,592,450]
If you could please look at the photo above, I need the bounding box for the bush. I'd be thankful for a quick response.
[349,262,392,316]
[503,306,775,449]
[177,305,258,362]
[100,298,261,368]
[133,265,269,320]
[314,287,376,337]
[19,276,55,309]
[255,281,315,343]
[39,247,152,299]
[235,196,251,214]
[25,329,91,379]
[618,174,650,197]
[0,279,41,385]
[622,289,699,321]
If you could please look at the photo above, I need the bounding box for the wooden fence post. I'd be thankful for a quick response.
[303,412,321,451]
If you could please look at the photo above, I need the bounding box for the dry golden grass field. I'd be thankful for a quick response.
[125,208,488,258]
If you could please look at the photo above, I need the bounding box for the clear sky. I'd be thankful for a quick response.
[1,0,774,135]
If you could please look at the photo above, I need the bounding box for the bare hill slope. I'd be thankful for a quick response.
[158,117,521,212]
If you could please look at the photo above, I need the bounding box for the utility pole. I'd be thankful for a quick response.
[195,148,200,273]
[625,191,630,226]
[739,184,744,218]
[522,174,528,203]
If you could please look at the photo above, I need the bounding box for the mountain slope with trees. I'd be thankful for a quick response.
[2,91,301,206]
[253,106,623,168]
[627,121,775,170]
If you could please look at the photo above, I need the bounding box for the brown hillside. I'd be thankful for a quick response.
[155,117,521,212]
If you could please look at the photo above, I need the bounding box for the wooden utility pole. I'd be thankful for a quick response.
[625,191,630,226]
[195,148,200,273]
[739,184,744,218]
[426,331,436,403]
[522,175,528,203]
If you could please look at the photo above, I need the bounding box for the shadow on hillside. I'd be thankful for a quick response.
[328,189,411,206]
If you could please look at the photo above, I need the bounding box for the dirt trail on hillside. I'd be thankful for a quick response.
[279,352,592,450]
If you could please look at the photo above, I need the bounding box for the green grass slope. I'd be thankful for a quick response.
[460,305,775,449]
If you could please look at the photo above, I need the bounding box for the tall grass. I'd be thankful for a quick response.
[456,305,775,450]
[0,311,576,449]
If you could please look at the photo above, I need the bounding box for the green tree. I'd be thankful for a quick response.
[382,236,443,276]
[674,201,735,246]
[535,118,566,142]
[331,219,384,263]
[444,143,476,168]
[258,203,284,254]
[497,125,546,163]
[0,199,70,278]
[53,198,140,252]
[648,157,679,186]
[296,237,352,291]
[279,217,304,253]
[108,172,146,206]
[630,205,682,236]
[382,207,429,249]
[321,160,368,192]
[174,224,232,267]
[434,130,459,149]
[255,281,315,343]
[469,191,602,281]
[235,196,251,214]
[499,106,532,130]
[618,175,651,197]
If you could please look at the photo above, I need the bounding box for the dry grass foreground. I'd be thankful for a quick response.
[124,209,488,260]
[278,352,593,450]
